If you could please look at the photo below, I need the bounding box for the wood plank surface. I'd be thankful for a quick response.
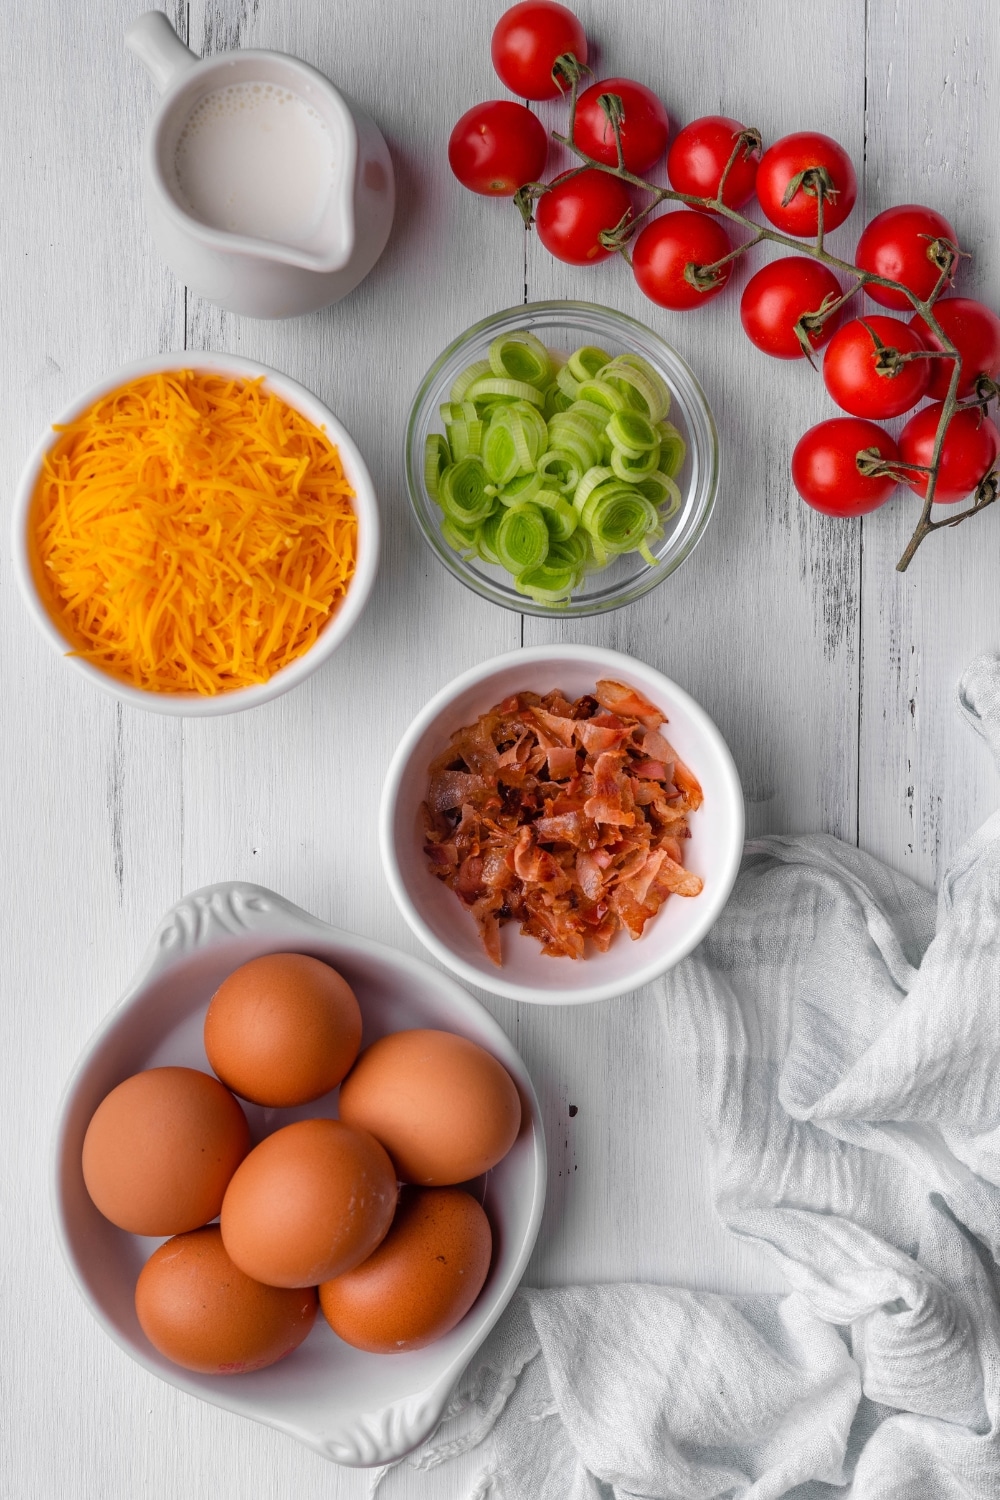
[859,0,1000,887]
[1,2,998,1497]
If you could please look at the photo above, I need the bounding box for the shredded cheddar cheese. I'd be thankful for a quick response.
[31,370,358,695]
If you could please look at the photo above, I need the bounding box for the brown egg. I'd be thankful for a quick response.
[338,1029,522,1185]
[204,952,362,1107]
[136,1226,318,1375]
[220,1118,397,1287]
[82,1066,250,1236]
[319,1188,492,1353]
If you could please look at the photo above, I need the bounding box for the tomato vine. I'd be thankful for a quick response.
[510,61,1000,572]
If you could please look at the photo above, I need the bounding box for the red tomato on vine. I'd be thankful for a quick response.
[491,1,588,101]
[534,169,632,265]
[822,315,931,418]
[791,419,900,516]
[909,297,1000,401]
[756,131,857,236]
[631,211,732,311]
[667,116,760,210]
[855,205,958,310]
[740,257,843,359]
[572,78,669,174]
[898,404,1000,502]
[448,102,548,196]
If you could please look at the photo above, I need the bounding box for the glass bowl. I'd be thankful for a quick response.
[404,300,720,618]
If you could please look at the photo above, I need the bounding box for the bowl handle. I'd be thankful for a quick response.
[126,11,199,94]
[134,882,330,989]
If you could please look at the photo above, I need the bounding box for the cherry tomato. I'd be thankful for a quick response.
[740,257,843,359]
[667,115,760,211]
[572,78,669,174]
[908,297,1000,401]
[534,169,632,265]
[631,211,732,311]
[822,315,931,418]
[491,1,588,101]
[791,418,900,517]
[756,131,857,236]
[855,204,958,310]
[898,403,1000,503]
[448,102,548,196]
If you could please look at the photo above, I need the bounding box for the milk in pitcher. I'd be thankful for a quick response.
[173,82,337,248]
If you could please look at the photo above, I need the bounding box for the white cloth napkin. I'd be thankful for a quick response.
[375,655,1000,1500]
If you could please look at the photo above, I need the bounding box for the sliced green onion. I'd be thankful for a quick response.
[496,503,549,574]
[439,400,479,427]
[566,399,613,435]
[510,400,549,458]
[556,364,581,400]
[449,360,492,402]
[567,345,612,381]
[424,434,451,499]
[610,444,661,481]
[486,402,546,478]
[438,457,496,527]
[543,382,573,417]
[655,421,686,478]
[575,378,630,414]
[602,355,671,422]
[635,472,683,518]
[579,483,660,567]
[497,470,543,506]
[554,529,592,570]
[515,530,593,603]
[477,508,505,566]
[465,376,545,407]
[547,412,604,470]
[533,488,579,540]
[488,330,552,387]
[548,529,592,581]
[607,410,658,456]
[441,515,482,555]
[573,465,615,514]
[515,558,576,604]
[471,395,513,419]
[447,417,484,462]
[483,420,521,486]
[536,449,582,494]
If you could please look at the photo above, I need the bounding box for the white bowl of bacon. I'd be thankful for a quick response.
[379,645,744,1005]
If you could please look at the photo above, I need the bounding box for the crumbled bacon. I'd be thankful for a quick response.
[420,679,705,966]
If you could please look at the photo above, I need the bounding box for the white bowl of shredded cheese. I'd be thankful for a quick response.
[12,351,379,716]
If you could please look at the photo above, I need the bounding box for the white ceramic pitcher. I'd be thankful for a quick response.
[126,12,395,318]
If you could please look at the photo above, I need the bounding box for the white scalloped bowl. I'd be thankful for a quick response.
[51,883,545,1467]
[12,352,379,717]
[380,645,745,1005]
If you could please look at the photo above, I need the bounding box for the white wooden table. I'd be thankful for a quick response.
[4,2,998,1495]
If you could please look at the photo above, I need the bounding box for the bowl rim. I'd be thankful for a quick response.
[379,643,745,1005]
[11,351,380,718]
[403,299,721,619]
[50,880,547,1467]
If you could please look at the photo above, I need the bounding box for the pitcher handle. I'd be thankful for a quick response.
[126,11,198,93]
